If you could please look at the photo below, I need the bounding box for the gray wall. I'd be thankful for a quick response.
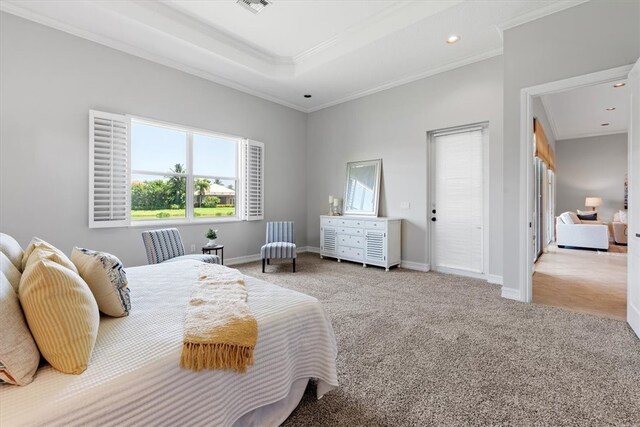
[502,0,639,294]
[556,133,628,221]
[0,12,308,267]
[306,57,504,275]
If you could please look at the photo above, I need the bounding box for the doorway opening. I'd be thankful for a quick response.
[519,65,633,321]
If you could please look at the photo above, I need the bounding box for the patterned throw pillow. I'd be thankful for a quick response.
[0,273,40,385]
[19,259,99,374]
[71,248,130,317]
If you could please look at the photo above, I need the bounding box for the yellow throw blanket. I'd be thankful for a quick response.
[180,264,257,373]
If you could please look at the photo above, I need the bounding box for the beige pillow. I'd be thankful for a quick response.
[19,259,99,374]
[0,273,40,385]
[1,252,21,292]
[0,233,24,272]
[71,247,130,317]
[22,237,77,274]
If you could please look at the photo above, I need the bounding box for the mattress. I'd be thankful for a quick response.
[0,260,338,426]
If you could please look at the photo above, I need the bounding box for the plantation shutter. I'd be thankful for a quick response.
[242,139,264,221]
[89,110,130,228]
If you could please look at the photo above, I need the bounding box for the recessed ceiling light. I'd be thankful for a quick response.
[606,107,616,111]
[601,123,610,126]
[613,82,626,88]
[446,35,460,44]
[304,94,312,98]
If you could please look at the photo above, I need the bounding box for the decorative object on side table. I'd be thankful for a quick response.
[206,228,218,246]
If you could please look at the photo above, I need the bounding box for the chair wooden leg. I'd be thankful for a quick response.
[262,258,265,273]
[293,258,296,273]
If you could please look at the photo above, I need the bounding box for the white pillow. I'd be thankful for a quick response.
[0,233,24,272]
[0,273,40,385]
[71,248,130,317]
[559,212,574,224]
[568,212,581,224]
[618,210,628,224]
[0,252,21,293]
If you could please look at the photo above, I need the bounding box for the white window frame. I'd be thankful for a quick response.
[128,116,243,226]
[89,110,264,228]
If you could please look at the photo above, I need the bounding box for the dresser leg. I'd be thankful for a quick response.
[320,255,323,259]
[385,267,389,272]
[362,263,366,268]
[337,259,341,263]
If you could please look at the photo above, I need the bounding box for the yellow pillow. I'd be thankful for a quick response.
[19,259,99,374]
[22,237,77,274]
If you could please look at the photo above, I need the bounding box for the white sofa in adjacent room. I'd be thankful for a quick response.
[556,211,609,251]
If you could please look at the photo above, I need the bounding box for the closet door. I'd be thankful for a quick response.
[430,126,484,274]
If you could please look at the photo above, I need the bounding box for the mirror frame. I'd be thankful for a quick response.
[343,159,382,217]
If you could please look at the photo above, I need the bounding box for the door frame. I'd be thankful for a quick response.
[517,64,633,303]
[427,122,490,280]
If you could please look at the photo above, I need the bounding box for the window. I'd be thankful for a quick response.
[88,110,264,228]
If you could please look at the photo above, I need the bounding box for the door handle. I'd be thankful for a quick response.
[431,217,437,222]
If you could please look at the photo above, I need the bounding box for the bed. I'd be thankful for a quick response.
[0,260,338,426]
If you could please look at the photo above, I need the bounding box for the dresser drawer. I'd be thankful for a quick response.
[364,220,385,230]
[339,218,364,227]
[339,227,363,236]
[322,217,337,226]
[338,234,364,248]
[337,246,363,259]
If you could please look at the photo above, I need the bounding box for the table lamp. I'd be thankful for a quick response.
[585,197,602,211]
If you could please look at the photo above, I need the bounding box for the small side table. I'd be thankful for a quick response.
[202,244,224,265]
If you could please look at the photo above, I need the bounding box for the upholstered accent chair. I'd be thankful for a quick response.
[261,221,296,273]
[141,228,221,265]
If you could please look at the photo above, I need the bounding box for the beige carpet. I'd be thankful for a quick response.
[235,253,640,426]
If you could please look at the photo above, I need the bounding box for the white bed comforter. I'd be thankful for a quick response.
[0,260,338,426]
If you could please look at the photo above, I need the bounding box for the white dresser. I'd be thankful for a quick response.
[320,215,401,271]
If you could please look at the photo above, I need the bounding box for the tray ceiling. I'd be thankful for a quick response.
[1,0,587,112]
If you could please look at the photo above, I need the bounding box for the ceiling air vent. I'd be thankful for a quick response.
[237,0,271,14]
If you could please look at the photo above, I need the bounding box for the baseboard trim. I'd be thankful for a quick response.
[487,274,503,285]
[628,301,640,338]
[224,253,262,266]
[224,247,319,266]
[400,260,430,272]
[501,287,523,301]
[301,246,321,254]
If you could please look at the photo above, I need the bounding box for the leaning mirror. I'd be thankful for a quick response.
[344,159,382,217]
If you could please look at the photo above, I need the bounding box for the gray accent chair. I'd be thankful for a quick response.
[141,228,221,265]
[261,221,296,273]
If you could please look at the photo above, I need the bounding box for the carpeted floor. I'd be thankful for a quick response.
[235,253,640,426]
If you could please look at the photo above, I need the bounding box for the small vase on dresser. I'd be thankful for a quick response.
[319,215,401,271]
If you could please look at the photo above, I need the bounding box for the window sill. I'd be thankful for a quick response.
[129,217,243,228]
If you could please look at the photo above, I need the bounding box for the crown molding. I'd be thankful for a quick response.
[307,48,504,113]
[555,129,627,142]
[496,0,589,33]
[0,2,309,112]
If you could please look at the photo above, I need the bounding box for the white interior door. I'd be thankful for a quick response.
[430,126,484,275]
[627,58,640,338]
